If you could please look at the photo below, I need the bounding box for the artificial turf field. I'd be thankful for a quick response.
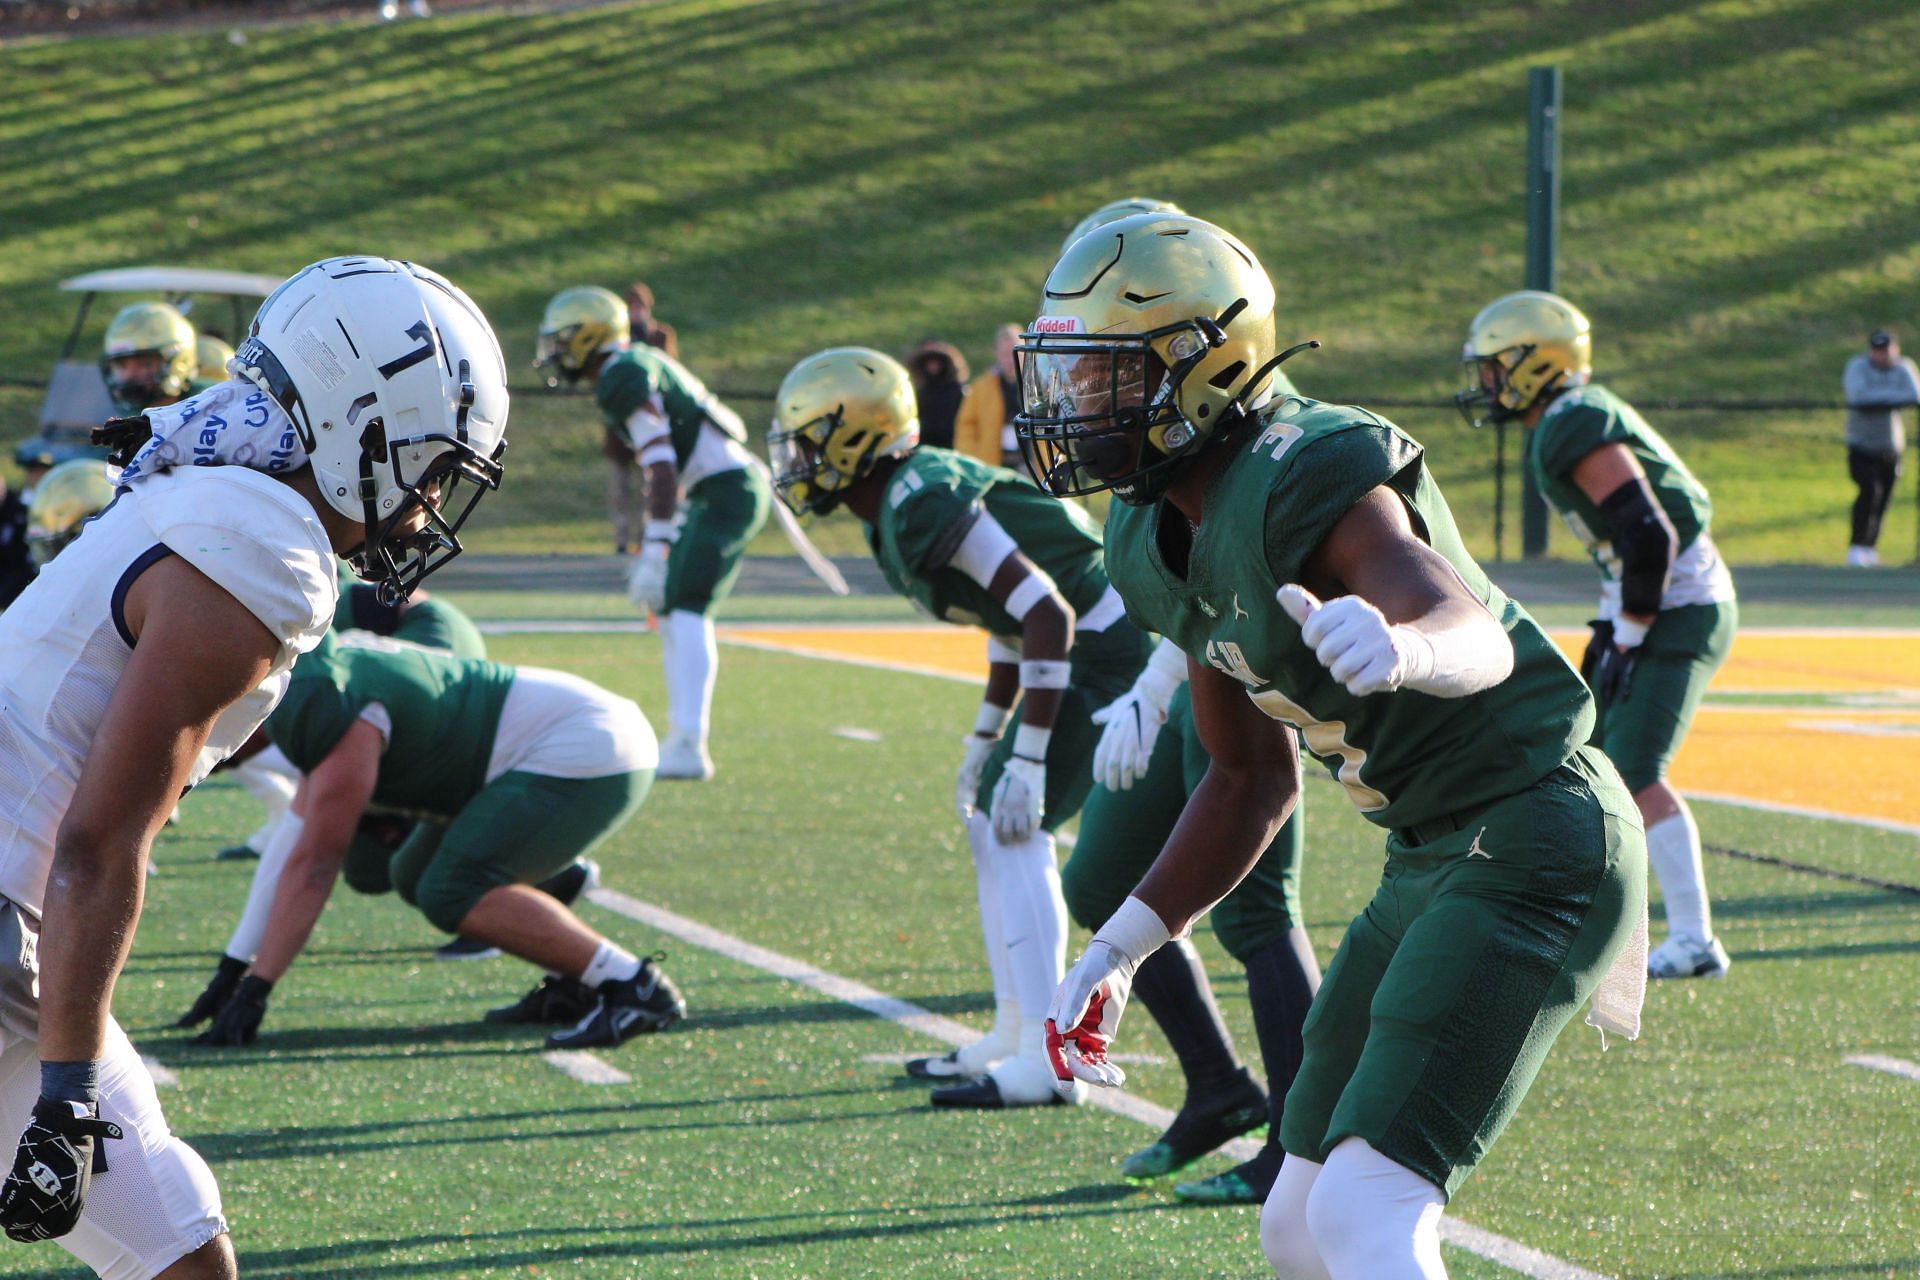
[9,590,1915,1280]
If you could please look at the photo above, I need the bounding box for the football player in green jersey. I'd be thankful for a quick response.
[1017,215,1647,1280]
[537,287,773,781]
[187,632,680,1051]
[1460,292,1737,981]
[773,346,1158,1108]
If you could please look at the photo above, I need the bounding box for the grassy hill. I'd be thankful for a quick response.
[3,0,1918,562]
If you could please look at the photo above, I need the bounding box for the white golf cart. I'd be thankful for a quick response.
[18,267,281,468]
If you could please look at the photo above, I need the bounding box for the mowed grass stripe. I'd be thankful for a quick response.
[584,885,1615,1280]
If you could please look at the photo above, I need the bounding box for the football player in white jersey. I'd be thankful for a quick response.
[0,257,508,1277]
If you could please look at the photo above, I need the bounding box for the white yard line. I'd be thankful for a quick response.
[541,1050,633,1085]
[585,886,1613,1280]
[140,1054,179,1089]
[1843,1054,1920,1083]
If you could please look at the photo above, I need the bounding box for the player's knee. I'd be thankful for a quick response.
[1057,853,1120,931]
[1211,903,1292,964]
[1260,1172,1319,1278]
[413,870,489,934]
[1304,1140,1444,1279]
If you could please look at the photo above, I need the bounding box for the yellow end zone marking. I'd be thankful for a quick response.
[722,624,1920,830]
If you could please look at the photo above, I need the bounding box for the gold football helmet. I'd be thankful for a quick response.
[769,348,920,515]
[1457,290,1591,426]
[1062,198,1185,255]
[195,333,236,383]
[101,301,196,409]
[1016,213,1298,504]
[535,286,629,383]
[26,459,116,566]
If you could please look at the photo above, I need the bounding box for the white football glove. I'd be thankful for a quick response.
[954,734,998,822]
[1278,584,1416,697]
[989,755,1046,843]
[1044,896,1171,1094]
[1089,655,1184,792]
[626,541,671,613]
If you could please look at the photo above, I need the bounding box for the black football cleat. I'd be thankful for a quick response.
[1121,1071,1268,1180]
[485,976,598,1025]
[545,957,685,1049]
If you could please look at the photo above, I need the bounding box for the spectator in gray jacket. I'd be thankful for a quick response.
[1842,329,1920,566]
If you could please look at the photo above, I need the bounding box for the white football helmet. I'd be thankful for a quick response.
[230,256,508,602]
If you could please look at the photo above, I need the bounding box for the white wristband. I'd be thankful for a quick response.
[1093,894,1175,966]
[986,635,1022,665]
[1003,573,1056,621]
[1019,659,1071,689]
[643,519,678,544]
[1013,723,1052,761]
[974,703,1013,738]
[1387,619,1514,698]
[1611,617,1650,649]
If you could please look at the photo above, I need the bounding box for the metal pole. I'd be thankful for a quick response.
[1521,65,1561,559]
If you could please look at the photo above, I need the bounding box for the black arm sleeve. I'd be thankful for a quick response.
[1598,478,1678,618]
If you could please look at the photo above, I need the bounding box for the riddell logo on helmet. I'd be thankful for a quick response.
[1031,316,1084,334]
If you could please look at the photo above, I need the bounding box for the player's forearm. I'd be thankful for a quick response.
[35,838,147,1060]
[981,658,1019,714]
[1129,763,1294,935]
[247,821,352,982]
[1014,598,1073,732]
[644,461,679,522]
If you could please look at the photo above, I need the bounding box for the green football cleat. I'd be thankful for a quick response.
[1120,1073,1267,1181]
[1171,1168,1262,1205]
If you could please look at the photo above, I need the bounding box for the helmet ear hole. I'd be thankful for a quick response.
[1208,360,1246,390]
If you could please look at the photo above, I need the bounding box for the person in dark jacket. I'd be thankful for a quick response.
[908,338,969,451]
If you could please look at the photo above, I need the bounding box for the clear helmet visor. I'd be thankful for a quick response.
[1016,338,1155,495]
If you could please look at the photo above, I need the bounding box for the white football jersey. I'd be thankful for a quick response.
[0,466,337,915]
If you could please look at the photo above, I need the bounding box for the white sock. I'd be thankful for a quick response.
[1647,804,1712,943]
[233,749,299,850]
[965,812,1020,1049]
[1263,1155,1332,1280]
[989,827,1067,1033]
[1304,1139,1447,1280]
[663,610,717,742]
[581,940,642,988]
[225,812,303,961]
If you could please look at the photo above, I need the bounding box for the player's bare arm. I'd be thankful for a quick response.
[37,556,279,1063]
[1284,485,1514,698]
[986,548,1074,732]
[1129,657,1298,934]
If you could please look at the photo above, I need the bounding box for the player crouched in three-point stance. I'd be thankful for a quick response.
[1018,216,1648,1280]
[771,348,1160,1109]
[0,256,507,1276]
[1461,292,1737,981]
[536,286,772,781]
[182,630,678,1051]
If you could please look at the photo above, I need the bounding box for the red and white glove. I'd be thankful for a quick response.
[1044,896,1171,1094]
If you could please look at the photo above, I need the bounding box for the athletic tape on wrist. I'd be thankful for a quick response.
[1018,659,1071,689]
[1611,617,1650,649]
[1093,894,1175,965]
[1013,723,1052,760]
[643,519,678,544]
[974,702,1013,737]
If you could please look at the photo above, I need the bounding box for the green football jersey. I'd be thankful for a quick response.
[866,447,1110,638]
[594,345,744,469]
[331,565,487,659]
[265,630,516,818]
[1527,382,1714,580]
[1104,399,1592,830]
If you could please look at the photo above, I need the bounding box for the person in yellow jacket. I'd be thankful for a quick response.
[954,324,1023,469]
